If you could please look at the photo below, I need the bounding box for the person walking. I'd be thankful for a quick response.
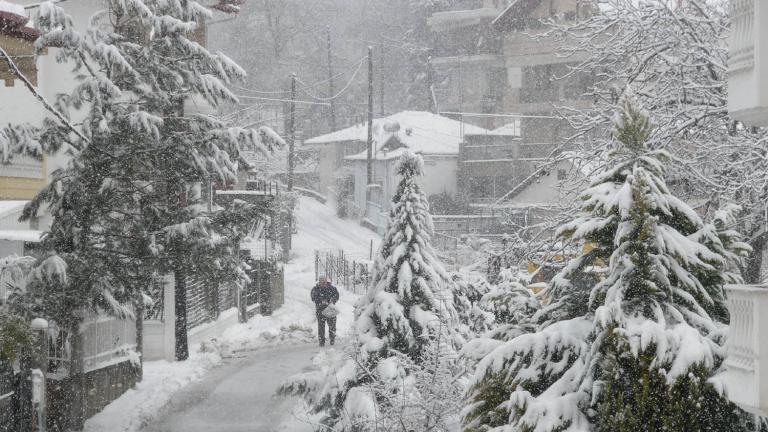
[311,276,339,347]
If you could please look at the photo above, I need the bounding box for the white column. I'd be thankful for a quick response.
[728,0,768,126]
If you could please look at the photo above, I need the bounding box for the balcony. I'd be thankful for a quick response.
[722,284,768,415]
[428,7,501,32]
[728,0,768,126]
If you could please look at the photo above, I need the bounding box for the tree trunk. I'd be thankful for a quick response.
[745,233,765,284]
[174,268,189,361]
[69,326,86,431]
[135,297,144,381]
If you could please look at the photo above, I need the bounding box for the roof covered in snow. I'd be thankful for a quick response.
[306,111,487,160]
[0,200,28,218]
[0,229,43,242]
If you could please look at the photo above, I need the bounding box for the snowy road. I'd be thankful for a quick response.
[142,343,319,432]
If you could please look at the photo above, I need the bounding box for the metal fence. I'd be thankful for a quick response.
[244,260,284,315]
[315,250,372,295]
[185,274,232,329]
[47,311,138,380]
[433,231,459,251]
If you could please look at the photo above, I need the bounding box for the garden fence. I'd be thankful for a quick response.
[314,249,372,294]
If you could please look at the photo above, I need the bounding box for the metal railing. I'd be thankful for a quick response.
[47,311,138,379]
[315,249,372,295]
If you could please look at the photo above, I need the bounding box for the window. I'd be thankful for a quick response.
[557,168,567,180]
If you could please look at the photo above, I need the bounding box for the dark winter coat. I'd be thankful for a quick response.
[311,283,339,311]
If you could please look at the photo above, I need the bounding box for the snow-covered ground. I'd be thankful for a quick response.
[84,197,379,432]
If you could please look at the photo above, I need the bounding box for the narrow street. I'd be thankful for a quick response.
[134,197,375,432]
[140,197,374,431]
[141,343,322,432]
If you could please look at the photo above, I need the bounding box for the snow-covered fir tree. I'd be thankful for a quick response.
[462,99,758,432]
[280,151,461,430]
[549,0,768,282]
[1,0,276,331]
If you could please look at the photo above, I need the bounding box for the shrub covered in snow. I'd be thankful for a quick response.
[279,151,462,430]
[450,270,493,338]
[462,98,758,432]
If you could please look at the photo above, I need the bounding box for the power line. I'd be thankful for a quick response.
[294,56,367,90]
[296,57,366,101]
[234,95,331,106]
[231,84,289,95]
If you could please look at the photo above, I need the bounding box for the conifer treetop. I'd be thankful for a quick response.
[396,150,425,178]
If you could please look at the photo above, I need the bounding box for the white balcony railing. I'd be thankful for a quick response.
[728,0,768,126]
[0,154,44,179]
[723,284,768,415]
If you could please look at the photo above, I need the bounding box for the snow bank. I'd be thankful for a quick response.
[84,351,223,432]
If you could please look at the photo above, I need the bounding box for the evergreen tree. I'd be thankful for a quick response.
[462,99,756,432]
[1,0,276,332]
[280,151,459,430]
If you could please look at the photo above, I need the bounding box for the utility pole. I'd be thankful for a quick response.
[427,55,437,114]
[284,73,296,257]
[379,46,385,117]
[365,46,374,207]
[326,26,337,131]
[288,73,296,191]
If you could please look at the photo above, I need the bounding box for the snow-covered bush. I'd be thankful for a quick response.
[279,151,461,430]
[459,267,540,367]
[462,98,757,432]
[450,270,493,338]
[0,312,34,363]
[478,268,538,331]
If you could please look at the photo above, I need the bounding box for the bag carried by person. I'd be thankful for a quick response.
[322,304,340,318]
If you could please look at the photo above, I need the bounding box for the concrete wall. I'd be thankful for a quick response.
[422,155,458,198]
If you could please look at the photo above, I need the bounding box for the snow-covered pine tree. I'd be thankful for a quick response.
[1,0,276,331]
[548,0,768,283]
[462,98,757,432]
[279,151,460,430]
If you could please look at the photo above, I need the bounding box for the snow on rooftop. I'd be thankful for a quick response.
[307,111,487,161]
[0,0,25,16]
[0,200,28,218]
[0,229,43,242]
